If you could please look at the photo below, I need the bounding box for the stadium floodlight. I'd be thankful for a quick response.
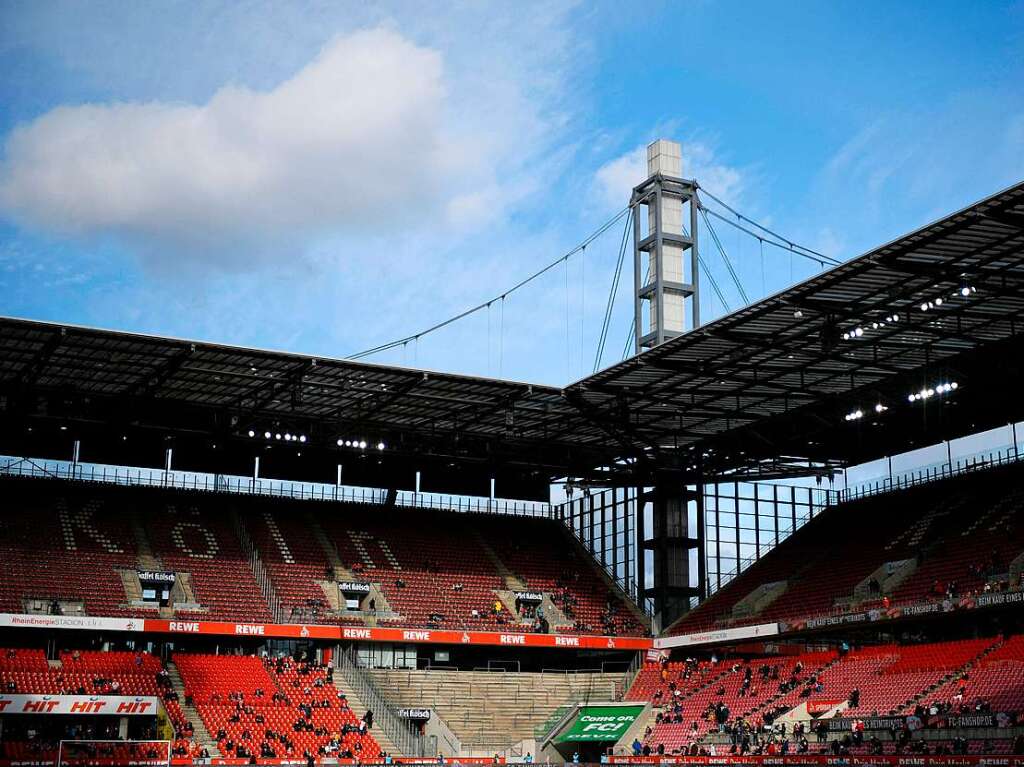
[358,440,368,449]
[909,381,957,402]
[299,435,306,443]
[284,433,292,441]
[958,276,976,297]
[377,442,385,450]
[275,433,282,440]
[264,431,271,439]
[935,297,943,306]
[854,327,864,337]
[247,430,255,438]
[844,409,864,422]
[875,403,888,413]
[336,439,343,447]
[842,332,850,340]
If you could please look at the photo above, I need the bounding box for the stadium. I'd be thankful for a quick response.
[1,139,1023,765]
[1,5,1024,766]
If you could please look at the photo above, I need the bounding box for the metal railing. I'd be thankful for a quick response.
[337,646,425,757]
[558,508,654,619]
[230,510,285,624]
[839,444,1024,504]
[0,455,551,518]
[618,651,643,701]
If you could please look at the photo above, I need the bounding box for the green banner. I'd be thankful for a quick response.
[556,705,644,742]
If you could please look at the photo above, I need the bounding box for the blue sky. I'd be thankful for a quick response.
[1,0,1022,388]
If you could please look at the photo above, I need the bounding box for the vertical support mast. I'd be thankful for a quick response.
[632,139,700,354]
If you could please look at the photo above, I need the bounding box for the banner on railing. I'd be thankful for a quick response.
[0,694,159,716]
[0,613,652,650]
[338,581,372,594]
[603,758,1024,766]
[396,707,431,720]
[556,704,645,742]
[655,622,779,649]
[0,613,144,632]
[782,590,1024,634]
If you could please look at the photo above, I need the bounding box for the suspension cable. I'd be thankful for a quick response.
[697,185,838,264]
[700,205,840,268]
[346,207,631,360]
[594,209,632,372]
[700,207,750,305]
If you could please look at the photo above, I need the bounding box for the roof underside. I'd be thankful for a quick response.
[571,180,1024,478]
[1,181,1023,482]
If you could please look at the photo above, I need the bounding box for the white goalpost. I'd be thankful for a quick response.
[56,739,171,766]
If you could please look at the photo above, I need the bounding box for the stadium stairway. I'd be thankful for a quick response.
[129,513,162,571]
[230,509,284,624]
[165,660,218,754]
[473,530,527,591]
[307,512,354,582]
[366,669,619,753]
[329,676,400,756]
[897,638,1005,715]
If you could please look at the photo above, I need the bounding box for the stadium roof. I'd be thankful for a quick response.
[571,180,1024,478]
[1,180,1023,488]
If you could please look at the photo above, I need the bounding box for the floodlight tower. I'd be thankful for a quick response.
[632,139,701,353]
[629,141,705,628]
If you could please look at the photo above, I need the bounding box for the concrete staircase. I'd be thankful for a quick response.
[847,558,917,604]
[897,638,1004,714]
[309,514,353,581]
[474,531,526,591]
[732,580,788,619]
[119,570,146,603]
[367,669,619,753]
[120,515,166,610]
[331,677,401,756]
[129,515,163,571]
[165,660,217,753]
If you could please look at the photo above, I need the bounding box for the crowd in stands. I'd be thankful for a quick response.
[175,649,381,763]
[0,647,198,763]
[627,634,1024,757]
[0,646,381,765]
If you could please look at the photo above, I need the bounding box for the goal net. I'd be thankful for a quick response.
[56,739,171,766]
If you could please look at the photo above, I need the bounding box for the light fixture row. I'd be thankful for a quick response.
[248,430,307,443]
[842,314,901,341]
[921,284,976,312]
[846,383,958,424]
[908,381,958,402]
[336,438,386,451]
[844,403,888,422]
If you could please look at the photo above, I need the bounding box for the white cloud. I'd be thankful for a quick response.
[0,25,556,271]
[592,139,746,211]
[593,146,644,210]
